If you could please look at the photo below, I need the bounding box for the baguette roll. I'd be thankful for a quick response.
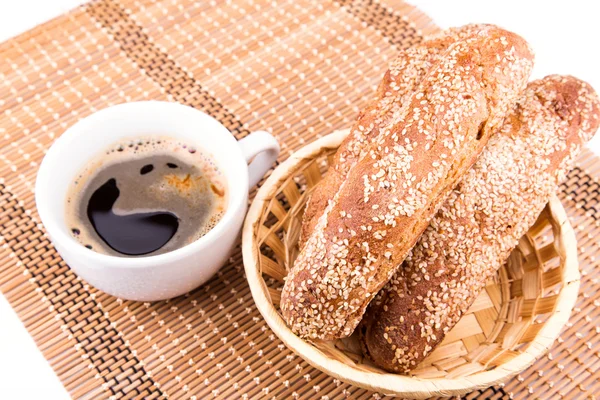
[301,24,501,245]
[282,26,534,340]
[360,75,600,372]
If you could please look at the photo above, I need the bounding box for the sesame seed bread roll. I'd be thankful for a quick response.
[360,75,600,373]
[300,24,497,246]
[282,27,534,340]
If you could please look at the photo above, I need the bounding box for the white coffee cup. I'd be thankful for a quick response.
[35,101,280,301]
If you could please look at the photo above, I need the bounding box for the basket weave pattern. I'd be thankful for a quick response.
[243,130,580,397]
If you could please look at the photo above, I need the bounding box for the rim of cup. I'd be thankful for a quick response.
[35,101,249,268]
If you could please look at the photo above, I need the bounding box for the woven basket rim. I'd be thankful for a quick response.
[242,130,581,398]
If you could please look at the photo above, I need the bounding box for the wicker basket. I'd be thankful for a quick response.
[242,129,581,398]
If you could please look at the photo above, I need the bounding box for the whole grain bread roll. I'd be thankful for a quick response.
[300,24,497,246]
[281,26,534,340]
[360,75,600,372]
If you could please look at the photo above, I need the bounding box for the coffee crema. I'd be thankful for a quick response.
[65,137,227,257]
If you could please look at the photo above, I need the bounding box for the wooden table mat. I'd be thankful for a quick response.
[1,0,599,398]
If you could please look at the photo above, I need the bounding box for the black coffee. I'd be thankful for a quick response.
[65,137,227,257]
[86,178,179,255]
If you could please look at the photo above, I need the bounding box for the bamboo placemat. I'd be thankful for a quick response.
[0,0,598,398]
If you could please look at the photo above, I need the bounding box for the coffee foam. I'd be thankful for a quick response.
[65,136,227,257]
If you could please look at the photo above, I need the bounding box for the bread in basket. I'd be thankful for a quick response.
[242,129,580,398]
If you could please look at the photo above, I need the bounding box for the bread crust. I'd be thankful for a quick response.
[300,24,496,246]
[282,25,534,340]
[360,75,600,372]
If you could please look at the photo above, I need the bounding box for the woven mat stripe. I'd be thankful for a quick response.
[335,0,437,46]
[0,184,164,399]
[562,167,600,219]
[85,0,250,140]
[560,149,600,220]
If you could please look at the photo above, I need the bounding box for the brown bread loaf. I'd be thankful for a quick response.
[360,75,600,372]
[300,24,497,246]
[281,26,534,340]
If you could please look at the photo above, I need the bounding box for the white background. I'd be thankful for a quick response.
[1,1,599,398]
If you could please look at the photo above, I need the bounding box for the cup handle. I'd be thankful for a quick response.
[238,131,280,189]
